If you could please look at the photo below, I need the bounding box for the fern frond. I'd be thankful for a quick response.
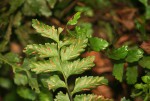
[72,76,108,95]
[43,75,66,91]
[61,38,88,61]
[24,43,58,58]
[29,57,61,74]
[54,91,70,101]
[74,94,113,101]
[62,56,95,78]
[32,19,63,42]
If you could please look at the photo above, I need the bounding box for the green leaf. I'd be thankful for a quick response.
[32,19,63,42]
[47,0,57,8]
[59,37,76,48]
[89,37,109,51]
[22,0,51,16]
[29,57,61,74]
[112,63,124,82]
[14,73,28,85]
[38,90,53,101]
[9,0,25,14]
[0,77,12,89]
[126,67,138,84]
[121,97,130,101]
[67,12,81,25]
[75,25,92,38]
[17,87,36,100]
[74,94,112,101]
[54,92,70,101]
[146,6,150,19]
[26,71,40,93]
[139,0,148,7]
[126,48,143,63]
[24,43,58,58]
[61,38,88,61]
[4,52,20,63]
[139,56,150,69]
[43,75,66,91]
[62,56,95,78]
[134,83,143,89]
[108,45,128,60]
[141,76,150,83]
[72,76,108,94]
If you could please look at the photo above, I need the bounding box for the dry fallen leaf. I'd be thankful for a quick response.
[140,41,150,54]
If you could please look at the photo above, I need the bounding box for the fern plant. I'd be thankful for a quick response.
[27,17,109,100]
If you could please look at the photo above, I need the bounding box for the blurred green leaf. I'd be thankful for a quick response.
[139,56,150,69]
[108,46,128,60]
[14,73,28,85]
[26,71,40,93]
[47,0,57,8]
[141,76,150,83]
[67,12,81,25]
[121,97,130,101]
[134,83,143,89]
[4,52,20,63]
[38,90,53,101]
[126,67,138,84]
[0,77,12,89]
[75,6,93,17]
[139,0,148,6]
[17,87,36,100]
[9,0,25,14]
[113,63,124,82]
[89,37,109,51]
[126,48,144,63]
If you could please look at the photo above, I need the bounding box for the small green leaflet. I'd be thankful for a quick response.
[62,56,95,78]
[24,43,58,58]
[38,90,53,101]
[26,71,40,93]
[108,45,128,60]
[121,97,130,101]
[32,19,63,42]
[126,48,143,63]
[43,75,66,91]
[67,12,81,25]
[141,76,150,83]
[4,52,20,63]
[17,87,36,100]
[0,77,12,89]
[139,56,150,69]
[139,0,150,19]
[14,73,28,85]
[29,57,61,74]
[47,0,57,8]
[112,63,124,82]
[89,37,109,51]
[134,83,143,89]
[139,0,148,6]
[54,92,70,101]
[74,94,112,101]
[61,38,88,61]
[126,67,138,84]
[72,76,108,95]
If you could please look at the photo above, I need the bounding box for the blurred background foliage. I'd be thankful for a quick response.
[0,0,150,101]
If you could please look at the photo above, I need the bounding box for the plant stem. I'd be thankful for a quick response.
[57,42,73,101]
[64,77,73,101]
